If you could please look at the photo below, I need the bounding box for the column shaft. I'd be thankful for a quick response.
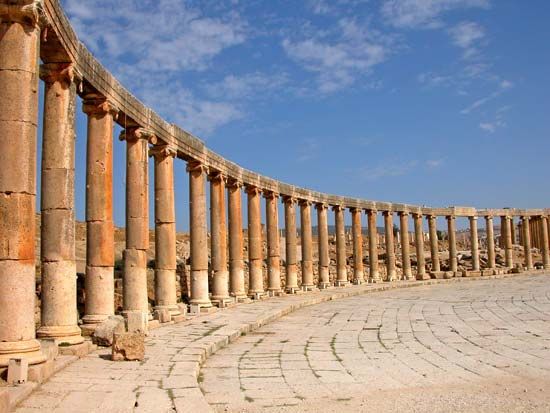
[485,216,496,270]
[469,217,480,271]
[316,204,330,288]
[188,162,211,307]
[351,209,364,284]
[300,201,314,289]
[284,197,299,292]
[428,216,440,272]
[522,216,533,270]
[265,192,281,293]
[541,216,550,270]
[367,210,380,283]
[414,213,428,280]
[383,211,396,281]
[502,216,514,269]
[247,186,264,296]
[399,213,412,280]
[152,146,179,315]
[447,216,458,273]
[228,181,246,299]
[334,206,348,286]
[37,64,82,344]
[0,3,46,365]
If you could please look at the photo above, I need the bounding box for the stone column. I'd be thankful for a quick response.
[151,145,179,316]
[188,161,212,308]
[0,2,46,365]
[209,172,231,306]
[36,63,83,345]
[246,186,264,297]
[367,209,380,283]
[265,191,282,295]
[334,205,348,286]
[521,216,533,270]
[485,216,496,271]
[121,127,155,319]
[427,215,440,273]
[316,203,331,289]
[81,95,117,333]
[510,220,516,245]
[398,212,412,280]
[414,213,428,280]
[283,196,299,293]
[300,200,314,290]
[383,211,396,281]
[541,216,550,270]
[501,216,514,269]
[446,216,458,274]
[227,179,247,300]
[469,216,480,272]
[351,208,365,284]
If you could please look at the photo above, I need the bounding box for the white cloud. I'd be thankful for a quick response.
[448,21,486,60]
[204,72,289,100]
[381,0,490,29]
[283,18,392,93]
[460,79,514,114]
[479,105,510,133]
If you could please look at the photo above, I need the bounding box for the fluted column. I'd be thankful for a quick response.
[209,172,231,306]
[300,200,314,290]
[367,209,380,283]
[121,127,155,318]
[188,161,212,308]
[485,216,496,271]
[151,145,179,316]
[265,191,282,295]
[81,95,117,332]
[351,208,365,284]
[383,211,396,281]
[398,212,412,280]
[283,196,299,293]
[316,203,331,289]
[469,216,480,272]
[227,179,247,300]
[334,205,348,286]
[246,186,264,297]
[521,216,533,270]
[414,213,428,280]
[427,215,440,273]
[0,2,46,365]
[541,216,550,270]
[37,63,83,344]
[446,215,458,274]
[502,216,514,269]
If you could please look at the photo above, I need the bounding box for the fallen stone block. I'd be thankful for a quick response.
[92,315,125,346]
[112,332,145,361]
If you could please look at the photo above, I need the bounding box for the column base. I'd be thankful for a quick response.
[301,284,316,292]
[211,297,237,308]
[335,280,349,287]
[285,286,300,294]
[153,304,181,317]
[368,276,381,284]
[416,274,431,281]
[430,271,446,279]
[189,304,218,315]
[406,275,416,281]
[80,314,111,336]
[248,291,267,300]
[402,272,413,281]
[267,290,285,297]
[318,282,332,289]
[36,325,84,346]
[0,339,47,367]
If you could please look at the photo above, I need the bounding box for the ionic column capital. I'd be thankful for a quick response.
[426,214,436,220]
[282,195,297,205]
[245,185,262,196]
[82,94,119,118]
[186,160,208,176]
[398,211,409,217]
[263,190,279,200]
[226,177,243,189]
[315,202,328,211]
[119,127,157,144]
[39,63,75,86]
[149,144,176,160]
[382,210,393,217]
[0,1,42,28]
[521,215,530,222]
[332,204,345,212]
[446,215,456,221]
[299,199,312,207]
[207,170,227,184]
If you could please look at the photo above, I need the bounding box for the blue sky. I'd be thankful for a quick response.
[53,0,550,231]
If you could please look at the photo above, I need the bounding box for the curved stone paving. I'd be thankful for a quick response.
[201,274,550,412]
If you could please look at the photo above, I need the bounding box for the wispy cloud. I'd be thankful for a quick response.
[203,72,289,100]
[426,158,445,168]
[461,80,513,114]
[381,0,490,29]
[448,21,486,60]
[479,105,511,133]
[357,160,419,181]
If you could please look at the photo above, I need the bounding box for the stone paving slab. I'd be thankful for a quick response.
[14,272,545,412]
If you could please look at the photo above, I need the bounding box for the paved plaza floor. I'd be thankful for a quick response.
[202,274,550,412]
[15,273,550,412]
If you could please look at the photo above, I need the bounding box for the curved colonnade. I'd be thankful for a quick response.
[0,0,549,368]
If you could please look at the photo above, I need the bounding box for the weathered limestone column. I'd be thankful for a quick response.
[427,215,440,273]
[367,209,380,283]
[188,161,212,308]
[398,212,412,280]
[485,216,496,271]
[351,208,365,284]
[383,211,396,281]
[0,2,46,365]
[541,216,550,270]
[501,216,514,269]
[414,213,428,280]
[446,215,458,274]
[120,127,155,319]
[521,216,533,270]
[469,216,480,272]
[283,196,299,293]
[246,186,264,297]
[265,191,282,295]
[81,95,117,332]
[227,179,247,300]
[300,200,314,290]
[316,203,331,289]
[510,220,516,245]
[209,172,231,306]
[150,145,180,316]
[334,205,348,286]
[37,63,83,345]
